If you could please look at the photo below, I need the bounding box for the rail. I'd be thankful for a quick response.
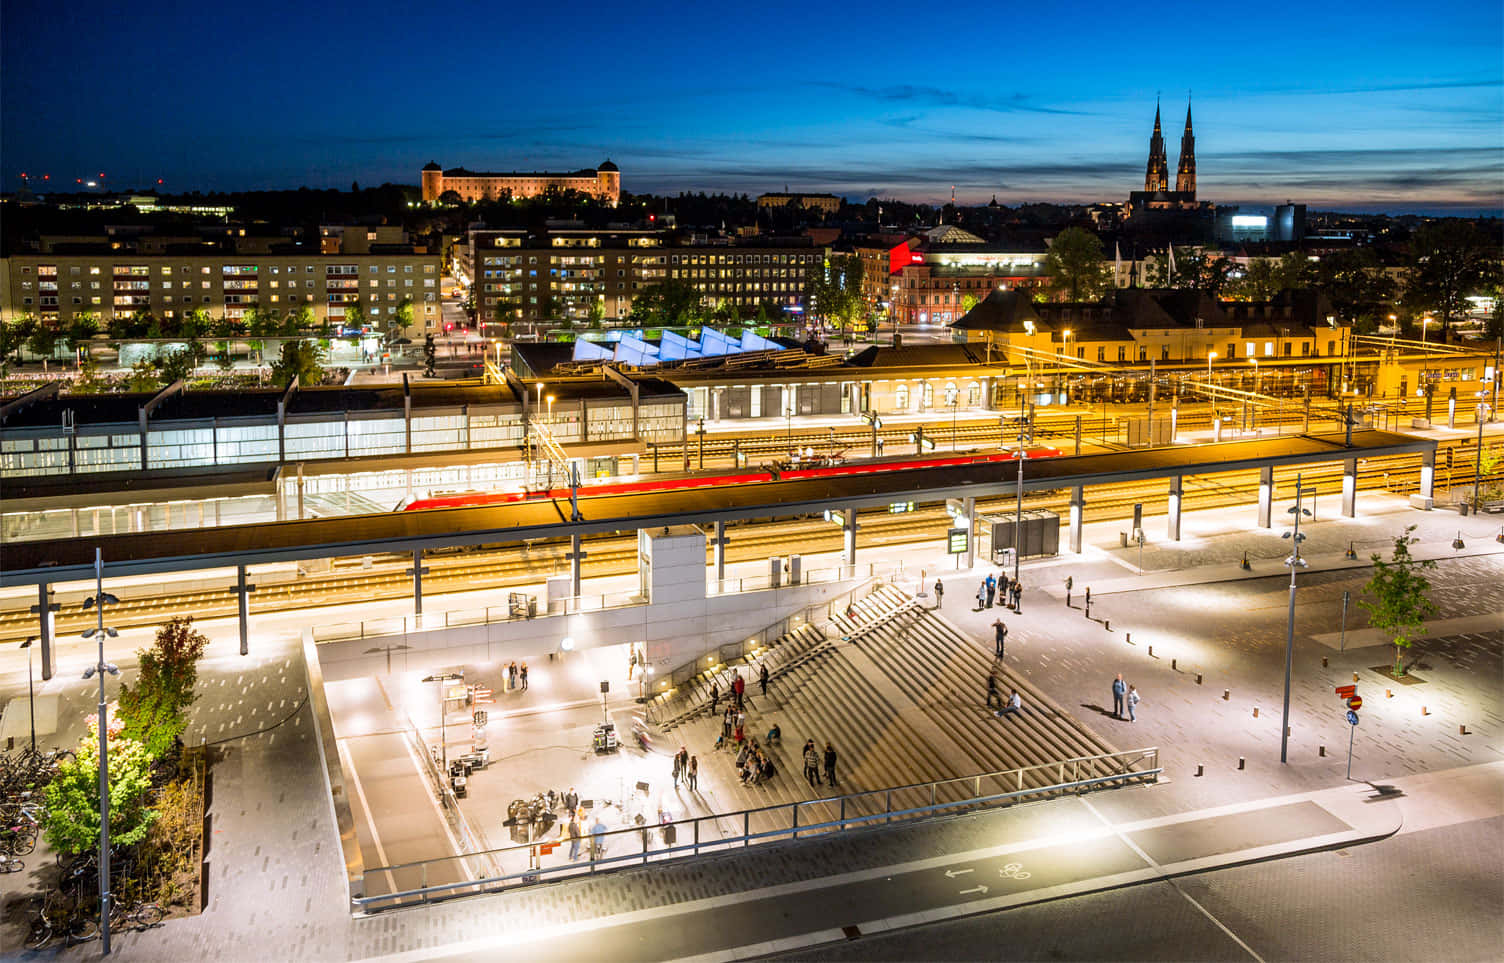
[350,747,1160,914]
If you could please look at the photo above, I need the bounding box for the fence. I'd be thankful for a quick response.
[309,588,645,643]
[351,747,1160,914]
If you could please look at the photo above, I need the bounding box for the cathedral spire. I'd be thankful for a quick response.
[1175,99,1196,196]
[1144,101,1169,193]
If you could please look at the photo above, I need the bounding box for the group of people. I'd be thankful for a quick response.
[714,705,748,749]
[801,739,839,788]
[503,661,528,692]
[671,746,700,790]
[973,571,1023,612]
[986,671,1024,716]
[708,668,752,717]
[735,737,776,785]
[1112,674,1142,722]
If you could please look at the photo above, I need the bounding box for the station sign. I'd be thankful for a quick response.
[947,527,969,554]
[888,501,915,514]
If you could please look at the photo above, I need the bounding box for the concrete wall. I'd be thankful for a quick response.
[313,578,855,684]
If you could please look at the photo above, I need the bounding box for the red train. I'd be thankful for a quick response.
[401,446,1062,512]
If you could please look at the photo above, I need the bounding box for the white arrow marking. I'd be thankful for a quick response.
[944,868,973,878]
[958,885,989,896]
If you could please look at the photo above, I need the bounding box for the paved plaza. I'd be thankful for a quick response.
[0,488,1500,961]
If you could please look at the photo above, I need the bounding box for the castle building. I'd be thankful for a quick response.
[421,160,620,206]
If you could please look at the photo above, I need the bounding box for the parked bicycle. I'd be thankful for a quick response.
[111,898,165,930]
[0,851,25,873]
[25,895,100,950]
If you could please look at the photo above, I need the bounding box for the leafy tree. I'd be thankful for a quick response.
[1228,259,1283,301]
[246,304,277,338]
[392,297,414,339]
[41,733,158,855]
[1359,526,1438,677]
[128,357,161,392]
[1147,248,1236,295]
[214,340,234,372]
[76,350,106,393]
[629,279,704,326]
[68,310,100,347]
[492,298,521,336]
[116,616,208,758]
[270,339,324,388]
[1,315,36,366]
[26,320,61,359]
[282,304,313,337]
[344,303,368,332]
[158,347,196,384]
[1405,220,1503,343]
[587,299,606,329]
[181,307,212,340]
[1045,227,1110,302]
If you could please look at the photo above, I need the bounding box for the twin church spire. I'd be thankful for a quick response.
[1144,98,1195,197]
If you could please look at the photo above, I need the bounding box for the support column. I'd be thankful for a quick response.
[961,497,976,570]
[842,508,858,571]
[1069,486,1085,555]
[236,565,256,656]
[1342,457,1358,518]
[568,534,584,596]
[1167,475,1183,541]
[1258,465,1274,528]
[712,520,728,584]
[406,551,429,627]
[1418,449,1435,501]
[30,584,58,681]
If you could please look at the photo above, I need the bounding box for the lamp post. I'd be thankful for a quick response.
[950,399,959,451]
[81,548,120,955]
[1207,350,1216,380]
[1474,395,1487,514]
[785,406,794,456]
[19,637,37,751]
[1279,477,1311,764]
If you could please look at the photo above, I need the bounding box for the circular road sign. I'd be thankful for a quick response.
[1346,709,1360,726]
[1347,695,1363,710]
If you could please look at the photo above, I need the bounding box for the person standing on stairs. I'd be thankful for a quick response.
[803,741,822,787]
[709,681,719,717]
[733,671,745,710]
[759,663,769,698]
[823,742,839,788]
[993,619,1008,660]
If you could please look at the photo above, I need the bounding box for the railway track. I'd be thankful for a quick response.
[5,444,1492,644]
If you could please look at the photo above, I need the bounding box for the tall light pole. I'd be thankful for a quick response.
[82,548,120,955]
[1013,412,1029,584]
[20,637,37,751]
[1279,477,1310,764]
[1474,395,1487,514]
[1207,350,1216,380]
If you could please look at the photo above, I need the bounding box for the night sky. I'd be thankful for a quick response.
[3,0,1500,213]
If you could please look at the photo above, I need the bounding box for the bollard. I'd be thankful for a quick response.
[1222,688,1229,699]
[1172,658,1178,671]
[1195,764,1203,777]
[1319,746,1326,757]
[1386,689,1393,699]
[1240,550,1252,571]
[1253,707,1259,718]
[1148,645,1154,658]
[1238,757,1246,770]
[1197,673,1203,685]
[1104,619,1110,631]
[1422,706,1429,716]
[1322,656,1328,668]
[1353,672,1359,683]
[1345,540,1357,560]
[1460,725,1469,735]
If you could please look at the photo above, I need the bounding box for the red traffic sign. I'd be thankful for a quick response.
[1335,685,1356,699]
[1346,695,1363,710]
[473,685,492,697]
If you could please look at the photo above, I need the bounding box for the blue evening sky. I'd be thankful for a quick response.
[3,0,1500,213]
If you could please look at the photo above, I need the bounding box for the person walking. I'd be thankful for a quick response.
[709,681,719,717]
[823,742,838,788]
[687,755,699,790]
[986,671,1001,710]
[1112,673,1127,718]
[985,572,996,608]
[993,619,1008,660]
[933,579,944,609]
[567,810,583,861]
[759,663,769,698]
[1127,685,1140,722]
[1064,575,1073,608]
[803,741,822,787]
[519,662,528,692]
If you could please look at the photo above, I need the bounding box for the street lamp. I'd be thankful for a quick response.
[81,548,120,955]
[785,406,794,456]
[1474,394,1488,514]
[19,637,37,751]
[1207,350,1217,380]
[1279,477,1311,765]
[950,399,959,451]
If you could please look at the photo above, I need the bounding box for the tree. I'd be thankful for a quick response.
[629,279,704,327]
[181,307,212,340]
[587,299,606,329]
[282,304,313,337]
[492,298,521,336]
[76,350,106,393]
[157,347,196,384]
[270,339,324,388]
[1359,526,1438,678]
[1147,249,1236,295]
[41,733,158,856]
[128,357,161,392]
[1,316,35,366]
[116,616,208,758]
[344,303,368,332]
[25,319,62,359]
[1406,221,1503,343]
[1045,227,1110,302]
[392,297,414,340]
[214,340,234,372]
[68,310,100,348]
[1228,259,1283,301]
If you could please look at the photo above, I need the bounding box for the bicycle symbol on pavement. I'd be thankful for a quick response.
[999,862,1031,880]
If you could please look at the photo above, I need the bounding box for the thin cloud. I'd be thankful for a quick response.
[810,82,1089,115]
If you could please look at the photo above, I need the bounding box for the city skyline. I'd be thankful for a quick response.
[3,0,1502,214]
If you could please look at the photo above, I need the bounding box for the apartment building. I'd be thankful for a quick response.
[470,227,821,326]
[3,234,443,333]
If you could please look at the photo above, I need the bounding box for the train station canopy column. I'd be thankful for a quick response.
[30,584,58,681]
[1418,449,1436,502]
[236,564,256,656]
[1258,466,1274,528]
[1069,486,1085,554]
[1167,475,1183,542]
[711,520,729,583]
[843,508,858,570]
[406,551,429,627]
[1343,457,1358,518]
[568,535,585,596]
[961,497,976,569]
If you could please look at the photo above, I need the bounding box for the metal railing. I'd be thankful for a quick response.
[351,747,1160,914]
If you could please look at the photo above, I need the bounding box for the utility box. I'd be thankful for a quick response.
[788,554,802,585]
[984,510,1060,561]
[1127,417,1174,447]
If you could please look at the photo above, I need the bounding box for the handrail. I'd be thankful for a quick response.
[352,747,1160,913]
